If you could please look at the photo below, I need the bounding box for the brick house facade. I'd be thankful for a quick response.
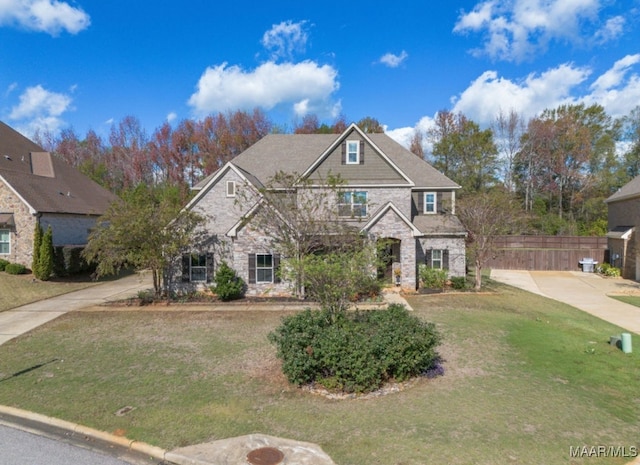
[179,124,467,294]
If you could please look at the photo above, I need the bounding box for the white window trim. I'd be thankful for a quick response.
[338,190,368,218]
[226,180,236,197]
[346,140,360,164]
[256,253,274,283]
[0,229,9,255]
[424,192,437,214]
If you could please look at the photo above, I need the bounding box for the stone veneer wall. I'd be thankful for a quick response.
[232,222,291,296]
[365,208,417,290]
[417,237,466,278]
[0,180,36,267]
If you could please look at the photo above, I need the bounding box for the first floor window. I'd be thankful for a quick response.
[0,229,9,254]
[338,191,368,217]
[190,253,207,282]
[249,253,281,284]
[426,249,449,270]
[182,252,213,283]
[256,254,273,283]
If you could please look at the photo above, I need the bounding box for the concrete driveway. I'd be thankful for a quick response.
[0,272,152,346]
[491,269,640,335]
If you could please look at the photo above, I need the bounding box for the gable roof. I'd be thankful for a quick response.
[193,125,460,190]
[300,124,414,186]
[361,202,423,237]
[606,175,640,203]
[0,121,117,215]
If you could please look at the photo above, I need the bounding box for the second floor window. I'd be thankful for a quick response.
[346,140,360,164]
[424,192,437,214]
[226,180,236,197]
[338,191,368,218]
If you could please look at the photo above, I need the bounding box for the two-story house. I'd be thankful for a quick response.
[180,123,466,294]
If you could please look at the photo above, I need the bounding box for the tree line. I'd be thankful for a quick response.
[35,104,640,236]
[413,104,640,236]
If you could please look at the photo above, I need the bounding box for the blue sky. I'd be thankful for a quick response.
[1,0,639,147]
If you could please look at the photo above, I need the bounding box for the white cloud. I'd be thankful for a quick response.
[387,54,640,144]
[454,0,624,62]
[4,82,18,96]
[0,0,90,35]
[585,54,640,117]
[378,51,408,68]
[188,60,339,118]
[166,112,177,123]
[9,85,72,135]
[451,64,590,125]
[262,20,309,61]
[9,84,71,118]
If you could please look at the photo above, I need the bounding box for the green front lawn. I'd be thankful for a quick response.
[0,272,97,312]
[0,280,637,464]
[609,294,640,308]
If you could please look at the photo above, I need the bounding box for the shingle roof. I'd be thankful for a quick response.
[195,130,460,190]
[0,121,117,215]
[606,175,640,203]
[412,214,467,236]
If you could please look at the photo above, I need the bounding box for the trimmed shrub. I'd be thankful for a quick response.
[211,261,245,301]
[0,258,9,271]
[597,263,621,278]
[53,246,92,277]
[269,304,442,393]
[5,263,27,275]
[419,264,448,289]
[450,276,467,290]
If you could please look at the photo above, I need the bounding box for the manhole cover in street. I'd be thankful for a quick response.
[246,446,284,465]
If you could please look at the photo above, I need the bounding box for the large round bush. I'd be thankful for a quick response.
[269,304,442,393]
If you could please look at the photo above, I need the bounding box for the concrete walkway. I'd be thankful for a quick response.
[491,269,640,335]
[0,272,153,346]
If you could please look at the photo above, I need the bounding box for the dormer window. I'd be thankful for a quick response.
[226,180,236,197]
[424,192,437,214]
[346,140,360,164]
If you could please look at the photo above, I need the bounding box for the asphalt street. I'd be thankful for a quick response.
[0,423,136,465]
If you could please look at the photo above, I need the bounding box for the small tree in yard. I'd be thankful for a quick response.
[211,261,245,301]
[236,171,363,298]
[301,244,380,317]
[83,183,206,297]
[457,189,524,290]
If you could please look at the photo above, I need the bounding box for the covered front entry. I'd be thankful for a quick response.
[378,238,401,284]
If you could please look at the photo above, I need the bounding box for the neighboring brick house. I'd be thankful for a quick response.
[0,121,117,268]
[606,175,640,279]
[181,123,466,294]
